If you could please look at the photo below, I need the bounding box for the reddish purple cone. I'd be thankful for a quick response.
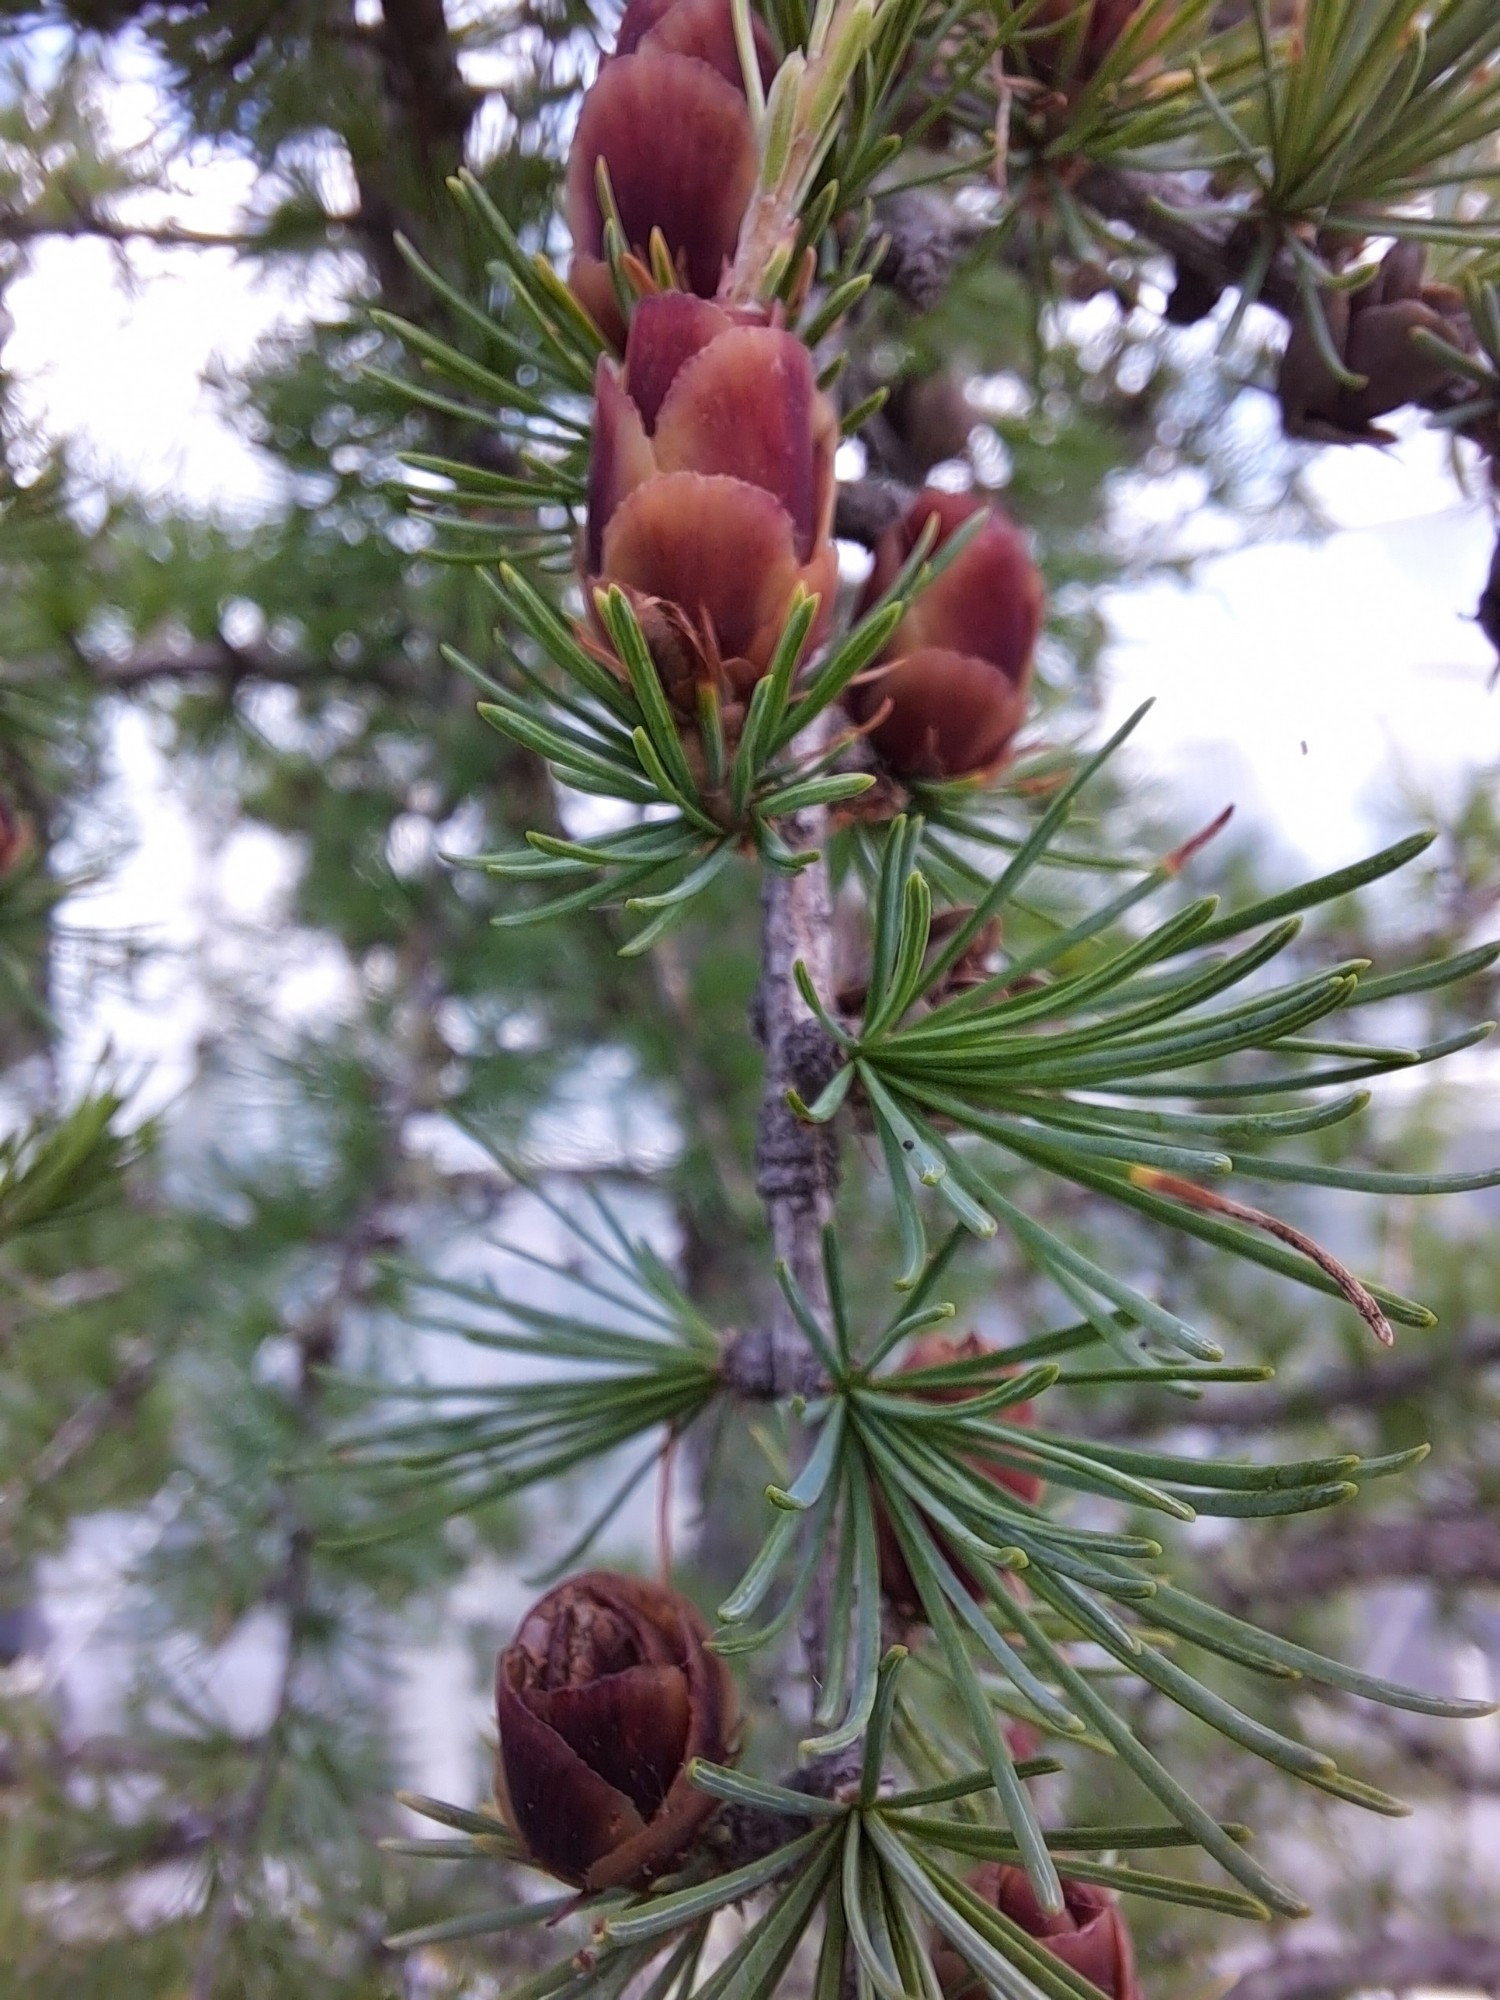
[933,1866,1141,2000]
[587,291,839,711]
[1279,243,1466,444]
[846,489,1043,781]
[565,0,771,343]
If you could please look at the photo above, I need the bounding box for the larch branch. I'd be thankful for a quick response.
[1221,1509,1500,1609]
[1094,1325,1500,1437]
[1221,1933,1500,2000]
[750,711,844,1705]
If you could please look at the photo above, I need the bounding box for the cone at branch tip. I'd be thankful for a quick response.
[565,0,771,344]
[1279,243,1469,445]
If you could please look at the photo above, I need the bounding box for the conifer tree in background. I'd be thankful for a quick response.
[1,4,1500,1998]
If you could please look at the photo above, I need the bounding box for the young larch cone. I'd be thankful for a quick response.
[586,290,839,716]
[846,489,1043,782]
[494,1570,737,1890]
[933,1865,1141,2000]
[1278,242,1466,444]
[875,1331,1044,1623]
[613,0,776,86]
[564,0,773,344]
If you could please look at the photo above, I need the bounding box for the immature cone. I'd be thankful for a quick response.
[1278,243,1466,444]
[564,0,773,344]
[875,1332,1044,1623]
[494,1570,737,1890]
[933,1865,1141,2000]
[612,0,776,82]
[846,489,1043,782]
[587,290,839,715]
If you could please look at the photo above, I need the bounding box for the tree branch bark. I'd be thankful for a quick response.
[84,636,421,696]
[1222,1509,1500,1609]
[1076,165,1302,320]
[91,638,324,690]
[834,477,912,549]
[1075,164,1485,434]
[188,1520,315,2000]
[375,0,482,169]
[1221,1934,1500,2000]
[1091,1325,1500,1436]
[751,714,842,1404]
[186,959,439,1995]
[0,208,267,251]
[748,713,845,1706]
[0,1342,156,1526]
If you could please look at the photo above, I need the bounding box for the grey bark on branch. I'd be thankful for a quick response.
[1090,1325,1500,1436]
[834,477,913,549]
[713,1746,865,1868]
[1075,165,1302,321]
[1221,1933,1500,2000]
[187,950,441,1999]
[0,207,262,250]
[1220,1508,1500,1609]
[0,1342,156,1528]
[748,712,846,1702]
[92,638,326,690]
[750,715,843,1405]
[85,636,432,698]
[875,188,988,312]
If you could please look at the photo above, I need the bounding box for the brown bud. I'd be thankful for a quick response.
[1340,297,1458,429]
[494,1570,737,1890]
[1278,244,1466,444]
[933,1866,1141,2000]
[846,489,1043,782]
[586,291,839,711]
[565,0,766,344]
[875,1332,1044,1623]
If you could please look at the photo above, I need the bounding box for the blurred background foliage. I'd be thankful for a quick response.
[0,2,1495,1997]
